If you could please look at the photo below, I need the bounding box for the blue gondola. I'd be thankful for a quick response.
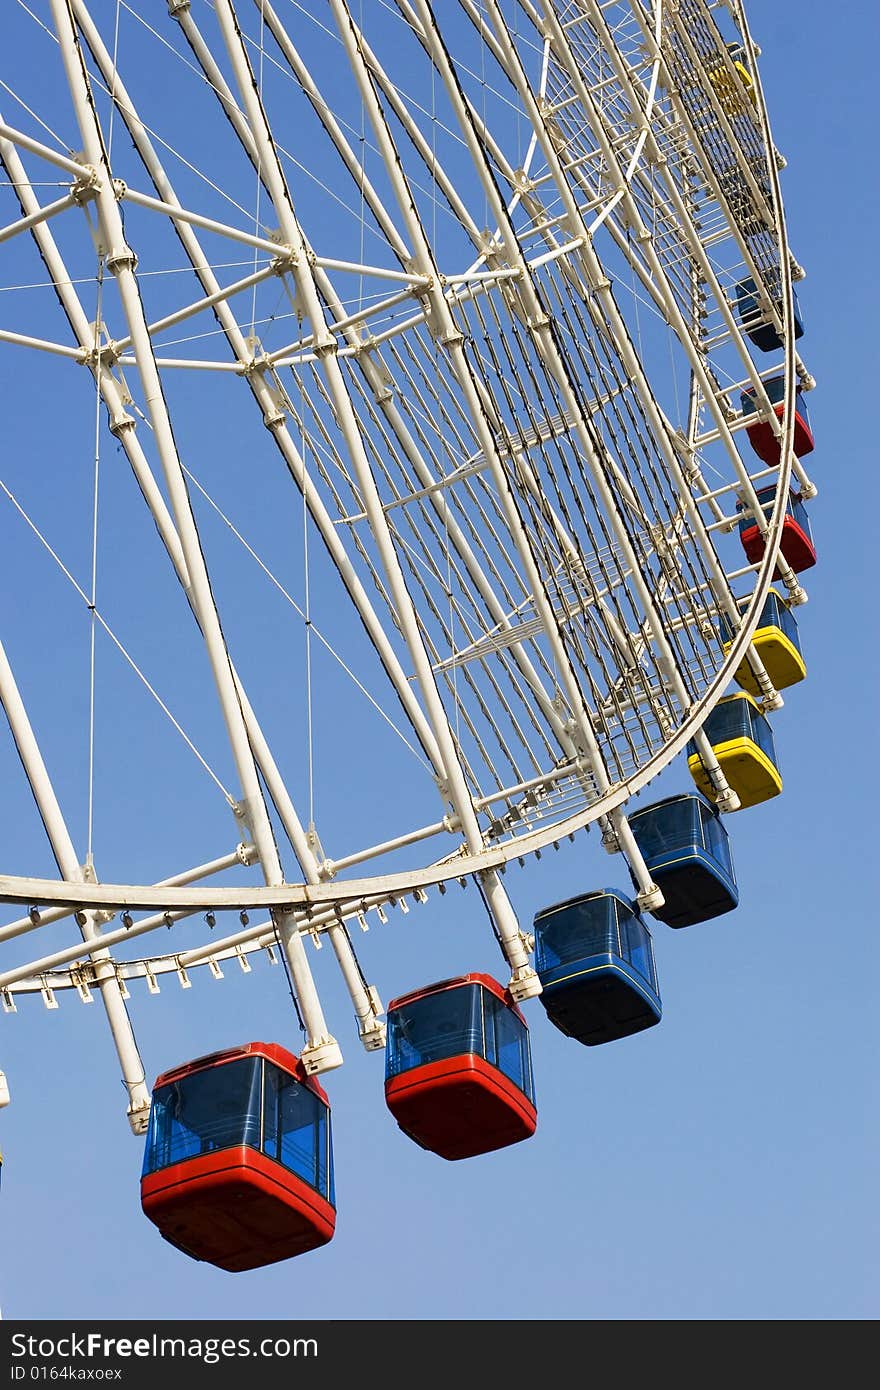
[533,889,661,1046]
[735,275,804,353]
[627,793,738,928]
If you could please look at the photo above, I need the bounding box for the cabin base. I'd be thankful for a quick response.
[688,741,782,810]
[540,967,661,1047]
[734,278,804,353]
[744,404,814,465]
[732,630,806,696]
[385,1055,537,1162]
[647,860,738,929]
[739,521,816,577]
[141,1147,336,1272]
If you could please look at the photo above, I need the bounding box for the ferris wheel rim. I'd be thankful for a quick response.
[0,0,811,1030]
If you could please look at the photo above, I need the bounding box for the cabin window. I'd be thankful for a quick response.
[701,804,730,870]
[263,1063,334,1202]
[789,493,811,536]
[773,597,799,646]
[749,707,776,761]
[142,1056,262,1176]
[632,797,699,857]
[618,902,655,990]
[535,897,611,973]
[483,988,534,1104]
[386,984,483,1079]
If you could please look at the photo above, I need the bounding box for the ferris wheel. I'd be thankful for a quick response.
[0,0,818,1267]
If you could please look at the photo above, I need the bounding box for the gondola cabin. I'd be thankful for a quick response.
[627,793,738,928]
[735,275,804,353]
[533,890,661,1046]
[384,974,537,1161]
[740,374,814,464]
[687,692,782,809]
[140,1042,335,1272]
[709,42,757,113]
[722,588,806,696]
[737,486,816,575]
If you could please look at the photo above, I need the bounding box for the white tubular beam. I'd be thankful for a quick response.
[332,11,486,250]
[0,635,151,1132]
[215,0,538,995]
[86,0,445,779]
[113,262,279,355]
[120,186,290,257]
[0,189,80,245]
[71,0,445,1050]
[0,326,83,359]
[0,121,88,177]
[251,0,414,262]
[434,1,734,822]
[230,675,386,1050]
[524,5,781,713]
[49,0,340,1074]
[242,4,594,771]
[562,3,807,600]
[266,284,421,362]
[379,0,665,901]
[68,0,405,1050]
[622,3,813,498]
[332,0,651,941]
[0,845,251,948]
[0,128,188,580]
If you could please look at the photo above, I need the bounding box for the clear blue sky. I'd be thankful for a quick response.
[0,2,877,1321]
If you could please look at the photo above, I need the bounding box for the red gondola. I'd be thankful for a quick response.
[740,374,814,465]
[140,1042,335,1272]
[737,486,816,576]
[384,973,537,1161]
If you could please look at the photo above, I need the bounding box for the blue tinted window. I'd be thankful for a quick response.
[704,696,751,745]
[776,597,799,647]
[534,895,616,972]
[630,797,702,858]
[761,591,800,648]
[790,493,812,538]
[763,374,785,407]
[738,591,799,654]
[482,989,534,1104]
[700,802,734,875]
[749,707,777,762]
[737,487,776,534]
[386,984,482,1079]
[619,904,656,990]
[735,276,758,314]
[142,1056,261,1176]
[263,1063,334,1204]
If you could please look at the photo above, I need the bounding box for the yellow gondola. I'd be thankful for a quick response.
[687,693,782,810]
[708,43,757,114]
[722,589,806,697]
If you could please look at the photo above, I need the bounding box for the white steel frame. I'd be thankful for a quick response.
[0,0,812,1111]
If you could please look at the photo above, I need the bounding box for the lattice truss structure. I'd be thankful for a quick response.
[0,0,814,1126]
